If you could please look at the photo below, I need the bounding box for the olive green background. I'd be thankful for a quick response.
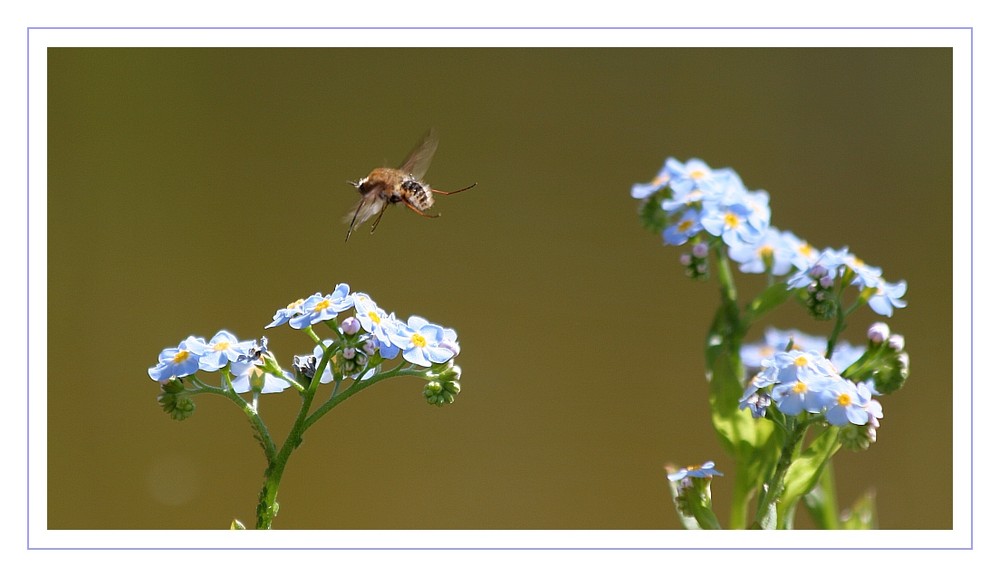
[47,47,953,529]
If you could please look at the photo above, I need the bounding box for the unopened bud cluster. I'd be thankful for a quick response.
[423,361,463,406]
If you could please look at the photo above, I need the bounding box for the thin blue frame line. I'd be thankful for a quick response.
[24,546,975,551]
[968,26,974,550]
[25,26,31,551]
[25,26,972,30]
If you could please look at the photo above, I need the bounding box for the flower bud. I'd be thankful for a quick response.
[679,253,693,266]
[341,316,361,335]
[692,242,709,258]
[867,322,890,344]
[157,385,196,421]
[808,264,827,278]
[342,347,356,360]
[888,334,905,351]
[839,424,872,452]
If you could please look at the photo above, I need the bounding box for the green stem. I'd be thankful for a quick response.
[729,467,754,529]
[713,244,741,330]
[826,303,846,358]
[303,364,426,432]
[255,340,339,529]
[195,385,278,462]
[754,419,809,528]
[825,277,863,357]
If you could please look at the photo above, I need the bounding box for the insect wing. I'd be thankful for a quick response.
[344,195,387,240]
[399,128,439,180]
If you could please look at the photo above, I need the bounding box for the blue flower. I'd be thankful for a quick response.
[787,247,907,318]
[739,379,773,418]
[288,283,354,329]
[661,188,708,216]
[821,379,870,426]
[867,279,907,317]
[667,461,723,481]
[740,328,828,370]
[772,373,837,416]
[760,350,840,385]
[387,315,460,367]
[353,292,400,360]
[665,158,726,196]
[787,235,819,272]
[147,336,206,381]
[661,208,703,246]
[857,380,884,440]
[700,175,768,249]
[787,247,849,289]
[230,363,294,394]
[265,298,306,329]
[631,158,671,199]
[198,330,253,372]
[842,252,886,289]
[728,227,800,276]
[741,328,864,375]
[745,349,851,417]
[830,342,865,373]
[293,340,336,384]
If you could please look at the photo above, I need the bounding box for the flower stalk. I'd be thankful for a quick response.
[634,156,909,529]
[147,283,465,528]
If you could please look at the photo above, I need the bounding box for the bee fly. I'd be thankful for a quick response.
[344,129,477,241]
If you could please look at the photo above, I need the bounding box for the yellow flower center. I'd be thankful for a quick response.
[287,298,304,309]
[792,381,807,394]
[724,212,740,228]
[837,393,852,407]
[678,220,693,232]
[411,333,428,348]
[794,356,808,367]
[172,350,189,364]
[314,299,331,312]
[213,341,230,352]
[690,169,706,179]
[368,311,381,325]
[798,243,814,256]
[758,245,774,258]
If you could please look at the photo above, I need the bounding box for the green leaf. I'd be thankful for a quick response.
[639,196,670,232]
[705,302,780,528]
[665,476,703,530]
[753,500,778,530]
[777,427,841,527]
[802,464,840,529]
[705,302,778,455]
[745,281,792,324]
[841,490,878,529]
[667,476,721,530]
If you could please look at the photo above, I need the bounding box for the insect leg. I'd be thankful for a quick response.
[370,201,392,233]
[430,182,478,195]
[402,200,441,218]
[346,200,367,242]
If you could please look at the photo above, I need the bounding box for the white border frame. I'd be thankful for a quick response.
[26,26,973,550]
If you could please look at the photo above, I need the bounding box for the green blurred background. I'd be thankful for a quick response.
[47,47,952,529]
